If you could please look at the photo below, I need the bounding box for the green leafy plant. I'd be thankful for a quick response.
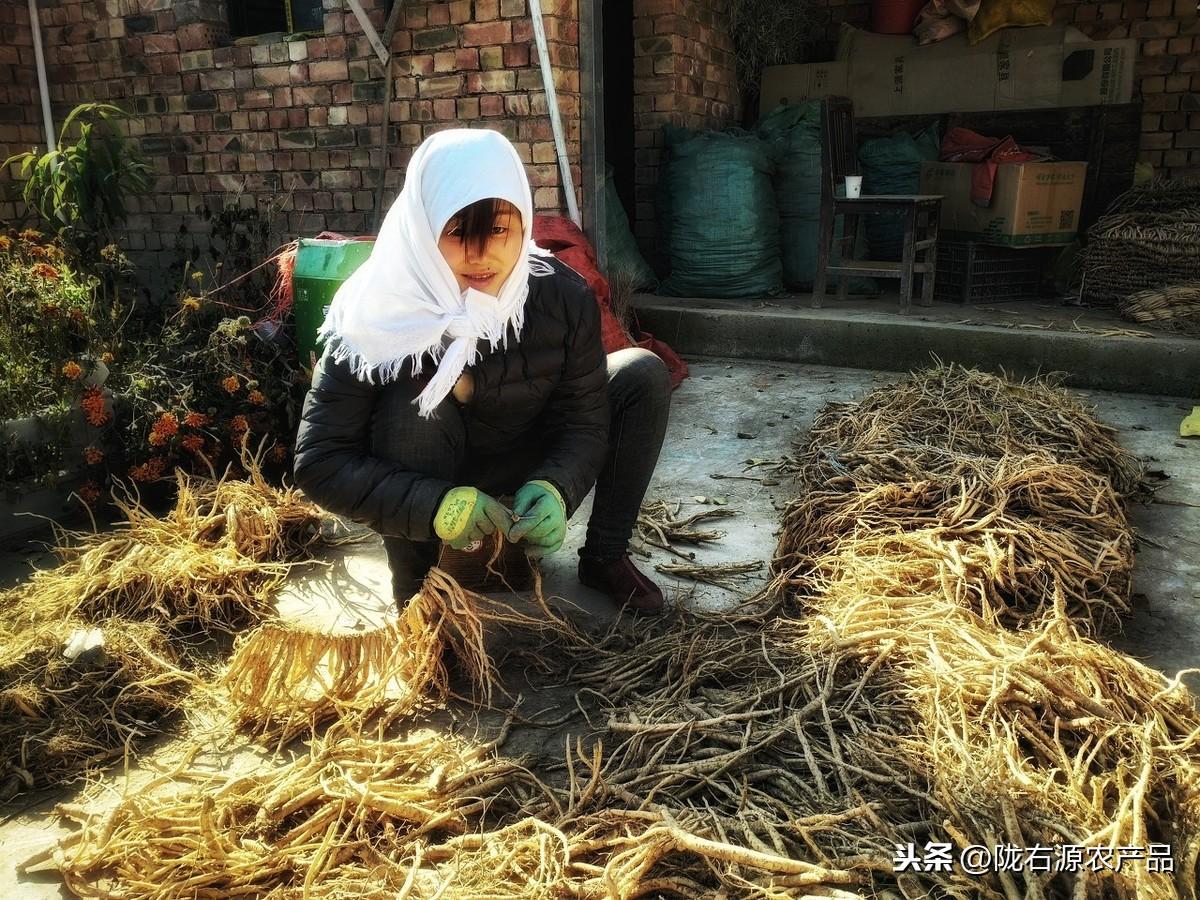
[4,103,151,260]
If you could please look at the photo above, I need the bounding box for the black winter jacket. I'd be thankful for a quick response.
[293,257,610,542]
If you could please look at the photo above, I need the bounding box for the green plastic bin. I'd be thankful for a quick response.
[292,237,375,367]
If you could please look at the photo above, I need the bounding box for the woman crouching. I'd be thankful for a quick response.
[294,128,671,613]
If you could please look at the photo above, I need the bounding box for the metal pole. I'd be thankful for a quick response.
[372,1,408,232]
[579,0,606,270]
[29,0,55,152]
[529,0,581,228]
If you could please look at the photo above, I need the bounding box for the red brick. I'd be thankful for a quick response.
[433,51,457,72]
[418,74,464,97]
[463,21,512,45]
[455,48,480,69]
[1142,75,1168,92]
[1134,19,1179,36]
[467,69,516,91]
[480,45,504,68]
[450,1,473,24]
[503,43,530,66]
[141,33,178,54]
[310,59,349,82]
[480,93,505,115]
[434,97,456,118]
[1140,131,1173,149]
[456,96,480,118]
[1168,36,1195,54]
[475,0,501,20]
[1167,73,1192,90]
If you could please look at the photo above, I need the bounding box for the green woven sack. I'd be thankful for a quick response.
[604,165,658,291]
[658,125,782,298]
[859,124,941,261]
[758,104,874,293]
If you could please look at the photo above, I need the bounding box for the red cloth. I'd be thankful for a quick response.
[939,127,1046,207]
[533,215,688,389]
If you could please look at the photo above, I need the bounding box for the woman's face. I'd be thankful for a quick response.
[437,200,523,296]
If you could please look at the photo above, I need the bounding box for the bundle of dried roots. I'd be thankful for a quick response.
[771,456,1134,633]
[0,455,332,635]
[783,364,1143,497]
[0,618,193,800]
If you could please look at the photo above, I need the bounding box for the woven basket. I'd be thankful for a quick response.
[1079,206,1200,304]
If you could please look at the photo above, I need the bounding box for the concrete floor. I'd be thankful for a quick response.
[1,356,1197,896]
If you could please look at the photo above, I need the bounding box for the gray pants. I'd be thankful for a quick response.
[371,347,672,597]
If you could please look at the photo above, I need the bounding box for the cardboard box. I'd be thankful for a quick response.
[760,25,1135,118]
[919,160,1088,246]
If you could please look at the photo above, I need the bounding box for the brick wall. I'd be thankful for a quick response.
[1055,0,1200,179]
[803,0,1200,180]
[0,0,584,289]
[0,3,41,201]
[630,0,739,260]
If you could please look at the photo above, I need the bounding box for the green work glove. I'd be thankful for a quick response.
[433,487,513,550]
[508,480,567,558]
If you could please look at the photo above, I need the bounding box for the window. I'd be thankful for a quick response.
[228,0,324,39]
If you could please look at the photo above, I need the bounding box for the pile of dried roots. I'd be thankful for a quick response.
[25,366,1200,898]
[1078,180,1200,305]
[0,457,330,635]
[780,364,1143,497]
[216,565,582,744]
[0,619,193,799]
[1119,283,1200,334]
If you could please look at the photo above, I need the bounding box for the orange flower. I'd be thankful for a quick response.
[229,415,249,433]
[101,352,114,365]
[27,245,47,260]
[247,390,266,406]
[129,457,167,482]
[181,434,205,453]
[81,386,110,427]
[83,446,104,466]
[148,431,167,446]
[30,262,59,279]
[152,412,179,438]
[181,295,202,312]
[269,443,288,463]
[18,229,41,244]
[221,375,240,394]
[183,411,209,428]
[77,482,102,506]
[61,361,83,380]
[68,308,86,324]
[0,235,10,252]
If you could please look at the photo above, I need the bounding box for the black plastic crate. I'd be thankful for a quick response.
[934,239,1052,304]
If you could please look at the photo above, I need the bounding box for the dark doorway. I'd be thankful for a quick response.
[603,0,636,228]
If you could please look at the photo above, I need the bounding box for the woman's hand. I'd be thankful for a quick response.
[452,370,475,404]
[433,486,512,550]
[508,480,567,558]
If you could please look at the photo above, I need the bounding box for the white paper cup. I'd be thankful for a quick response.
[845,175,863,199]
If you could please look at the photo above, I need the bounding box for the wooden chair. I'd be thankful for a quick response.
[811,97,943,314]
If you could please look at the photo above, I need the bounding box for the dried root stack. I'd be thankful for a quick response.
[217,564,584,743]
[0,456,331,635]
[773,456,1134,633]
[0,619,193,799]
[784,364,1143,497]
[47,729,543,899]
[807,534,1200,899]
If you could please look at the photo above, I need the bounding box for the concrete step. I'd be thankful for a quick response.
[632,293,1200,397]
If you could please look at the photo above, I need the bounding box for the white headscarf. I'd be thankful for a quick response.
[318,128,555,417]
